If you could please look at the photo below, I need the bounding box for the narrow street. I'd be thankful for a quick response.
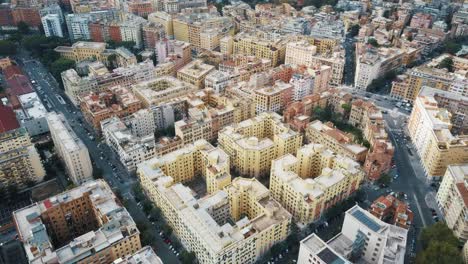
[16,50,181,263]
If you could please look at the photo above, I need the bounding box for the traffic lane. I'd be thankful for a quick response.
[386,119,434,227]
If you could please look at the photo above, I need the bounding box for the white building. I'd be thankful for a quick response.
[125,109,156,138]
[102,117,157,172]
[112,246,163,264]
[290,73,314,101]
[204,70,231,94]
[120,17,146,49]
[298,205,408,264]
[150,104,175,130]
[47,112,93,184]
[39,4,63,24]
[41,14,64,37]
[65,14,91,41]
[16,92,49,136]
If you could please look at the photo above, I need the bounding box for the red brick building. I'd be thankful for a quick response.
[128,0,153,18]
[0,5,14,27]
[12,7,41,28]
[370,195,413,229]
[364,141,394,181]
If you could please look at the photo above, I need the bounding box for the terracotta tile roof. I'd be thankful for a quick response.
[0,104,20,133]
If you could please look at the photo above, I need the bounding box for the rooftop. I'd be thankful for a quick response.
[178,60,215,78]
[112,246,163,264]
[0,104,20,133]
[13,180,138,264]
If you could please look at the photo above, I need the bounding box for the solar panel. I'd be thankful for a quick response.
[317,248,346,264]
[352,209,382,232]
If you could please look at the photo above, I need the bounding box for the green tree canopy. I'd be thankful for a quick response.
[180,251,196,264]
[17,21,30,34]
[416,222,463,264]
[50,57,75,86]
[367,38,379,47]
[439,57,454,72]
[416,241,463,264]
[0,40,17,56]
[349,24,360,37]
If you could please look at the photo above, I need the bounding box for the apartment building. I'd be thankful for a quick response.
[232,32,287,66]
[79,85,142,132]
[204,70,231,94]
[13,180,141,264]
[112,246,163,264]
[370,195,414,229]
[306,120,368,163]
[142,21,166,50]
[131,76,197,107]
[436,164,468,242]
[156,0,207,13]
[174,89,256,144]
[349,99,394,180]
[218,112,302,178]
[0,124,45,188]
[290,73,314,101]
[148,11,174,38]
[138,162,291,264]
[270,143,364,224]
[408,92,468,180]
[101,116,156,172]
[254,80,293,113]
[390,66,459,102]
[355,47,404,90]
[47,112,93,185]
[309,51,345,86]
[63,60,155,105]
[177,60,215,89]
[156,39,192,71]
[16,92,49,136]
[139,139,230,194]
[126,108,157,137]
[41,14,63,37]
[285,40,318,67]
[298,205,407,264]
[119,16,146,49]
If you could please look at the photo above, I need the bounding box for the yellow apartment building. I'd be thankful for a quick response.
[270,143,365,224]
[218,112,302,178]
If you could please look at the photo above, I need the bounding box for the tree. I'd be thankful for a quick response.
[367,38,379,47]
[416,241,463,264]
[341,103,351,112]
[180,250,196,264]
[438,57,454,72]
[162,224,173,236]
[107,53,118,69]
[149,207,161,221]
[349,24,360,37]
[419,222,460,250]
[93,167,103,179]
[377,173,392,186]
[0,40,17,56]
[50,57,75,86]
[443,40,462,55]
[17,21,30,34]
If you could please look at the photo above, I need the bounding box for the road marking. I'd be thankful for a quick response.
[413,193,427,227]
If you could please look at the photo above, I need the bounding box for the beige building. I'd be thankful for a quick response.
[55,41,107,62]
[0,128,45,188]
[112,246,163,264]
[218,112,302,178]
[177,60,215,89]
[390,66,457,102]
[285,40,318,67]
[13,180,141,264]
[131,76,197,107]
[254,80,293,114]
[408,93,468,180]
[232,32,287,66]
[47,112,93,185]
[270,143,365,224]
[139,139,231,194]
[137,160,292,264]
[436,164,468,242]
[306,120,368,163]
